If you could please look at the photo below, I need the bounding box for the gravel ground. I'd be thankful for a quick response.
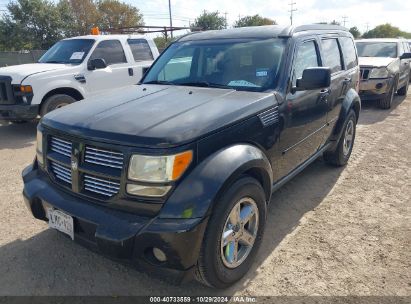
[0,93,410,296]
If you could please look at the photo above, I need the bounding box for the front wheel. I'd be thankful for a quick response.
[323,109,357,167]
[378,77,397,109]
[397,75,409,96]
[195,177,266,288]
[40,94,76,117]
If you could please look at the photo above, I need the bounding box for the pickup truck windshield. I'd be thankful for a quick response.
[356,42,397,58]
[142,38,286,91]
[39,39,95,64]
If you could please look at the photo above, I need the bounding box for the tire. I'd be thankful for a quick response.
[40,94,76,117]
[323,109,357,167]
[378,77,397,109]
[195,176,266,288]
[397,75,409,96]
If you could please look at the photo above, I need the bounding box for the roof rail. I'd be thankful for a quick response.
[290,24,348,35]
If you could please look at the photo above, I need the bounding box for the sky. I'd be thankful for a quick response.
[123,0,411,37]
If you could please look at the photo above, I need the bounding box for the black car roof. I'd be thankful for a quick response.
[179,24,349,42]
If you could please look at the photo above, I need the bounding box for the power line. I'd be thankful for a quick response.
[342,15,348,27]
[288,1,297,25]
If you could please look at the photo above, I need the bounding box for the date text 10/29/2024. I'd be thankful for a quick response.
[149,297,257,303]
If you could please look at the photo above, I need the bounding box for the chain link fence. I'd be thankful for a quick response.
[0,50,46,67]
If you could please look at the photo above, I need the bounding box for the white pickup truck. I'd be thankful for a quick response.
[0,34,159,122]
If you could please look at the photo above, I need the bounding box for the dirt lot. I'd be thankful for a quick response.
[0,94,410,296]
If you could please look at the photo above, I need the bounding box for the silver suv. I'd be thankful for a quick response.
[356,38,411,109]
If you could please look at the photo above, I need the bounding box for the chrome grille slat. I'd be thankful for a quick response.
[50,137,72,157]
[84,174,120,197]
[85,146,124,169]
[84,175,120,188]
[50,162,72,184]
[259,106,279,126]
[84,186,117,197]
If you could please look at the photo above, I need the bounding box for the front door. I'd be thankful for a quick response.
[277,38,329,178]
[84,40,132,97]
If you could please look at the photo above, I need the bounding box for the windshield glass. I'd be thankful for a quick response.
[39,39,95,64]
[142,38,287,91]
[355,42,397,58]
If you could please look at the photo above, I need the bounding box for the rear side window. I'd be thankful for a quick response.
[90,40,127,65]
[128,39,154,61]
[398,42,404,56]
[340,37,358,70]
[293,40,320,84]
[321,39,343,73]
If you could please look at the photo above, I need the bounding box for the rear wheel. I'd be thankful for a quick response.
[40,94,76,117]
[195,176,266,288]
[324,109,357,167]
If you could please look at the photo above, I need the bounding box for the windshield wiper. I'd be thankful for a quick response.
[178,81,231,89]
[42,60,67,64]
[143,80,174,85]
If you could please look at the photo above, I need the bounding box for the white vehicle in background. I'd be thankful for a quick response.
[0,34,159,122]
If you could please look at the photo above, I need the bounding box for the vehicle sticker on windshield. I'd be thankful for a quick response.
[228,80,260,87]
[256,68,269,77]
[70,52,85,60]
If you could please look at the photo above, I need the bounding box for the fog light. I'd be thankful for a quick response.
[126,184,171,197]
[375,83,383,89]
[153,247,167,262]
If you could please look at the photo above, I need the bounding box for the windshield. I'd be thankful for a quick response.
[39,39,95,64]
[355,42,397,58]
[142,38,287,91]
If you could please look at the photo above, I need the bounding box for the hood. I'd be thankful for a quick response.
[359,57,397,68]
[0,63,68,83]
[42,84,276,148]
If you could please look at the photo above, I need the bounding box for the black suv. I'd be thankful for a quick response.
[23,25,360,288]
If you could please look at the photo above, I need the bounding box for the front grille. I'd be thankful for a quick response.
[0,76,14,104]
[50,137,72,157]
[84,174,120,197]
[360,68,370,80]
[85,146,124,169]
[50,161,72,185]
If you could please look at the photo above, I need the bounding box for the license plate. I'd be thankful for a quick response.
[47,208,74,240]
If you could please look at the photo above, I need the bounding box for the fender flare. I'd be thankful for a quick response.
[159,144,273,219]
[329,88,361,148]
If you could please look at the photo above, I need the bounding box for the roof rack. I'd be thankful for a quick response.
[100,25,202,40]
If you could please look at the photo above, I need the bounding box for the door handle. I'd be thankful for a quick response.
[128,68,134,76]
[343,78,352,83]
[320,88,330,95]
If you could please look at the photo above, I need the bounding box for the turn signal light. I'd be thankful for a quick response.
[20,85,33,93]
[172,151,193,180]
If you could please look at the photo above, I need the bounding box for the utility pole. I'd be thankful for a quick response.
[365,22,370,32]
[342,16,348,27]
[168,0,173,39]
[288,1,297,25]
[224,12,228,29]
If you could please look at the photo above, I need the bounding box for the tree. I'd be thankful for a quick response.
[192,11,227,31]
[234,15,276,28]
[349,26,361,39]
[59,0,100,36]
[0,0,69,50]
[363,23,411,39]
[97,0,144,30]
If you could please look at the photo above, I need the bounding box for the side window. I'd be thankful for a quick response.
[340,37,358,70]
[293,40,320,85]
[321,38,343,73]
[89,40,127,65]
[128,39,154,61]
[402,42,409,53]
[398,42,404,57]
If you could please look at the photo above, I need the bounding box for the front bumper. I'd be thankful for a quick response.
[359,78,393,101]
[0,104,39,120]
[22,163,208,283]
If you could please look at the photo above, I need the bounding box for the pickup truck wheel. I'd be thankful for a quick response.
[40,94,76,117]
[397,76,409,96]
[378,77,397,109]
[323,109,356,167]
[195,176,266,288]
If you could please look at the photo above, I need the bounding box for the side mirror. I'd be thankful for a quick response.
[88,58,107,70]
[295,67,331,91]
[400,52,411,60]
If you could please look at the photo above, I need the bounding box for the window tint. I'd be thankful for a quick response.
[340,37,358,70]
[293,40,320,84]
[128,39,154,61]
[321,39,342,73]
[90,40,126,65]
[158,48,194,82]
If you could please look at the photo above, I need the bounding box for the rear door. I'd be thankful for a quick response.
[399,42,411,85]
[84,39,132,95]
[319,37,349,136]
[127,39,155,82]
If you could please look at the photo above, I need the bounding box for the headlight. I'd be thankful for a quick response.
[128,150,193,183]
[369,68,389,79]
[36,130,44,166]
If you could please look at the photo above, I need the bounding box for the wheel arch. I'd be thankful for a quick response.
[41,87,84,106]
[158,144,273,219]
